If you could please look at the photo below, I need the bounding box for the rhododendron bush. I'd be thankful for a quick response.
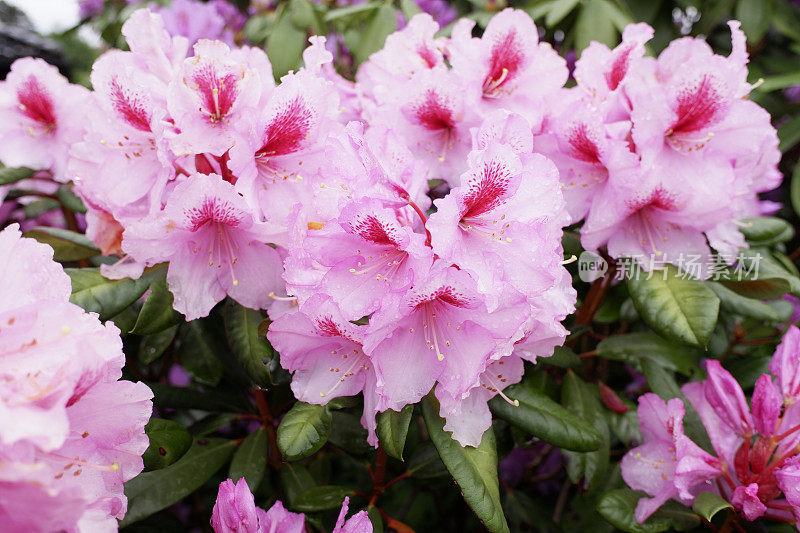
[4,0,800,531]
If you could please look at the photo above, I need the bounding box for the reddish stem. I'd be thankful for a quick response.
[408,199,432,246]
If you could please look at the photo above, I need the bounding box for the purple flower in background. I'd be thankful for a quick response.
[415,0,457,27]
[155,0,243,46]
[78,0,105,18]
[784,85,800,103]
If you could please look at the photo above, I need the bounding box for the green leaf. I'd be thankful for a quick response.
[352,4,397,65]
[138,325,178,364]
[328,411,373,455]
[377,405,414,460]
[779,114,800,152]
[561,372,610,492]
[627,265,720,347]
[292,485,355,512]
[67,267,158,320]
[545,0,580,26]
[399,0,422,19]
[575,0,617,52]
[729,248,800,296]
[178,319,224,387]
[0,166,35,185]
[422,394,509,533]
[148,383,252,413]
[736,0,772,44]
[597,489,701,533]
[277,402,332,460]
[739,217,794,246]
[792,162,800,219]
[131,279,182,335]
[56,184,87,213]
[692,491,732,522]
[757,70,800,93]
[281,463,316,505]
[142,419,192,471]
[718,277,792,301]
[122,438,236,526]
[229,427,268,490]
[596,332,699,375]
[266,4,308,78]
[406,441,449,479]
[489,379,603,451]
[325,2,381,22]
[24,226,99,262]
[708,282,781,321]
[545,346,581,369]
[223,300,273,387]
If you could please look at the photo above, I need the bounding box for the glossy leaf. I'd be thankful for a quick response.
[627,265,719,347]
[178,319,224,387]
[131,279,182,335]
[377,405,414,460]
[142,418,192,471]
[229,427,268,490]
[66,267,157,320]
[422,394,509,533]
[597,489,701,533]
[692,491,732,522]
[739,217,794,246]
[490,379,603,451]
[708,282,781,321]
[292,485,355,512]
[277,402,332,460]
[24,226,98,262]
[138,325,178,364]
[223,300,273,387]
[562,372,610,492]
[598,331,699,375]
[122,438,236,526]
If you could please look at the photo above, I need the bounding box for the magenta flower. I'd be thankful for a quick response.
[770,325,800,403]
[123,173,284,319]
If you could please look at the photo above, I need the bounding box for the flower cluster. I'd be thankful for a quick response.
[0,224,152,531]
[211,478,371,532]
[622,325,800,525]
[534,21,781,274]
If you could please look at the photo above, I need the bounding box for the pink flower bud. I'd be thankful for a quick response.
[703,360,754,436]
[752,374,781,437]
[731,483,767,521]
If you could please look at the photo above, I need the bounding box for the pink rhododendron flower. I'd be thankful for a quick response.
[0,58,88,180]
[622,325,800,524]
[123,173,284,320]
[0,224,152,530]
[211,478,371,533]
[156,0,241,47]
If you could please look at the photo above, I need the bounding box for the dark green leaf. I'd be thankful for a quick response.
[328,411,373,455]
[736,0,772,44]
[138,325,178,364]
[229,427,268,490]
[718,277,791,300]
[131,280,182,335]
[148,383,252,413]
[545,346,581,369]
[793,163,800,219]
[422,394,509,533]
[545,0,580,26]
[489,379,603,451]
[67,267,159,320]
[292,485,355,512]
[178,320,224,387]
[24,226,98,262]
[596,332,699,375]
[352,4,397,65]
[562,372,610,492]
[597,489,701,533]
[122,438,236,526]
[692,491,732,522]
[266,5,307,78]
[377,405,414,460]
[627,265,720,347]
[142,419,192,471]
[277,402,332,460]
[779,114,800,152]
[575,0,617,52]
[708,282,781,321]
[406,441,449,479]
[223,301,273,387]
[0,166,35,185]
[281,463,316,505]
[56,184,87,213]
[739,217,794,246]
